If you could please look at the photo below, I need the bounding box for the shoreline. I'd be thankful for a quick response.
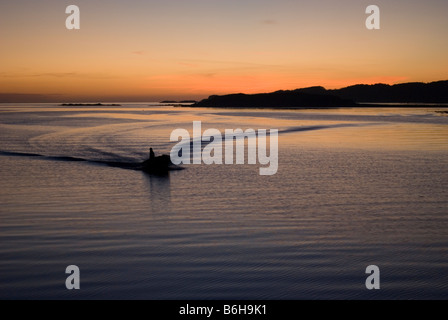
[175,103,448,110]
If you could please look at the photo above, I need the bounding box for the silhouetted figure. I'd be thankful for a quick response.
[141,147,178,174]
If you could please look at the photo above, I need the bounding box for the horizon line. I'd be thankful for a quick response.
[1,79,447,103]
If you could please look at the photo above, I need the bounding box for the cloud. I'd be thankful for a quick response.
[0,72,75,78]
[177,61,199,67]
[32,72,78,78]
[0,72,117,79]
[197,73,216,78]
[0,93,63,103]
[261,19,277,25]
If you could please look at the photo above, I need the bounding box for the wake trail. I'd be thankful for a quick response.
[0,122,378,168]
[0,150,143,170]
[181,122,380,149]
[277,122,378,134]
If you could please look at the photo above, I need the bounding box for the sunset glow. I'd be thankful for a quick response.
[1,0,447,102]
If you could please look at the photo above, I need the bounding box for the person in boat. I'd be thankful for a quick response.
[142,147,173,173]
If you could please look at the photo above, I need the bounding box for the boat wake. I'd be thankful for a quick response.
[0,123,377,170]
[0,150,144,170]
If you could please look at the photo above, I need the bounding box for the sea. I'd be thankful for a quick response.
[0,103,447,299]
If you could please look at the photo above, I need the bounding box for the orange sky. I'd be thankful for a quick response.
[1,0,447,102]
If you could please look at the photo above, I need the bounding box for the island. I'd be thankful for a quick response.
[192,90,356,109]
[325,80,448,103]
[189,80,448,109]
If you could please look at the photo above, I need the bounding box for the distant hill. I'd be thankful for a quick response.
[194,90,356,109]
[192,80,448,109]
[299,80,448,103]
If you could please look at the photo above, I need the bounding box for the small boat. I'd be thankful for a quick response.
[140,149,182,174]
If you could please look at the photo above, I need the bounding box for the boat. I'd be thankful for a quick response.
[140,149,182,174]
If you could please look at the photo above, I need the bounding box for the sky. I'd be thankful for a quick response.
[1,0,447,102]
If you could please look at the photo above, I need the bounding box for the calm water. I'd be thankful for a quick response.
[0,104,447,299]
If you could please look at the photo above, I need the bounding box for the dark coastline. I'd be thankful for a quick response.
[178,104,448,111]
[187,80,448,110]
